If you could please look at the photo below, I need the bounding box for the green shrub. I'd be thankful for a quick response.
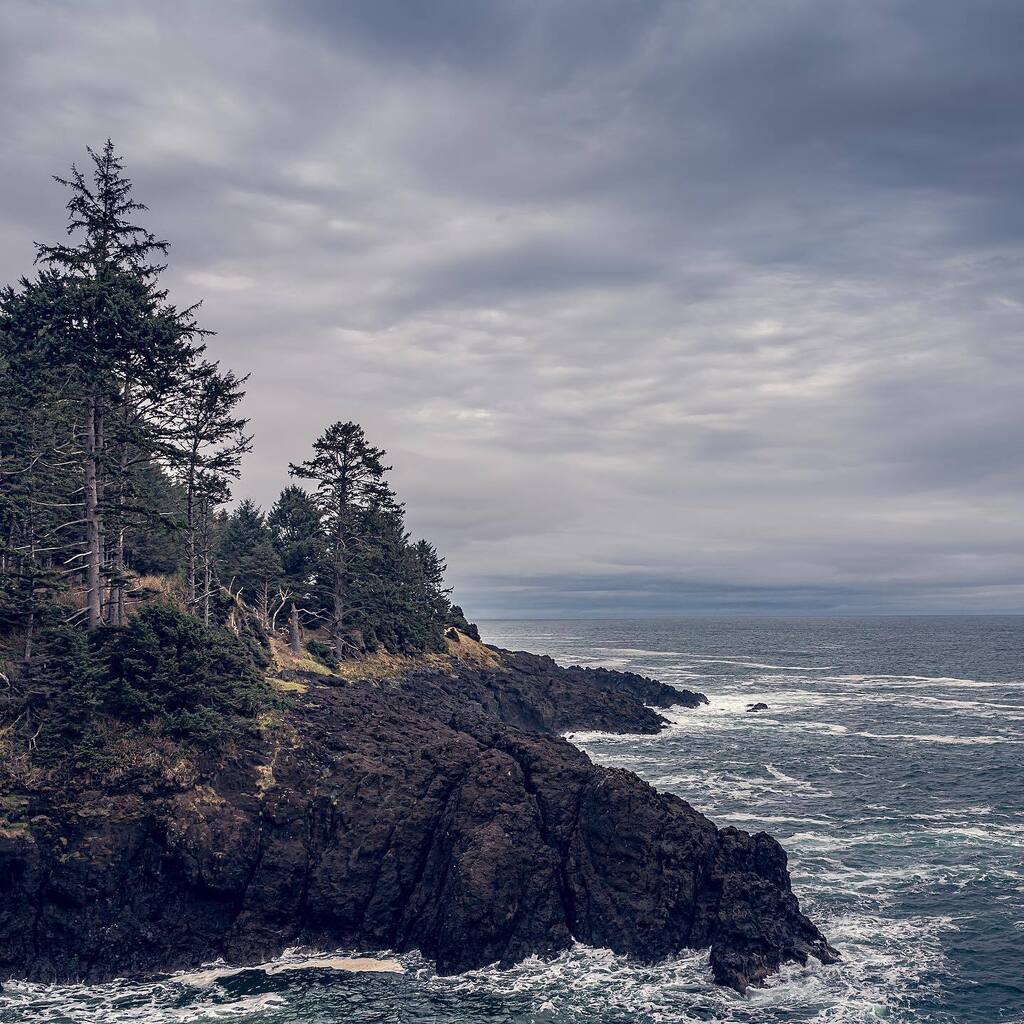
[95,603,273,739]
[30,603,276,766]
[306,638,339,671]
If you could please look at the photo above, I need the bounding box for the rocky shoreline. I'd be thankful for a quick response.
[0,636,836,993]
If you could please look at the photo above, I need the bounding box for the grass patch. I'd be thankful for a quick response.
[268,676,308,694]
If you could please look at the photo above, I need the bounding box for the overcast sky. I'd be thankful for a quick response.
[2,1,1023,617]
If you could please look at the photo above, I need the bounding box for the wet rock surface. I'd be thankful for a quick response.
[0,645,835,992]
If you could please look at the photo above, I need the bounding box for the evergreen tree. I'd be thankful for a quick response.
[193,471,231,625]
[411,539,452,642]
[120,462,184,577]
[0,291,81,657]
[267,485,322,649]
[288,422,390,657]
[217,500,283,627]
[2,146,470,678]
[165,359,252,612]
[32,141,207,628]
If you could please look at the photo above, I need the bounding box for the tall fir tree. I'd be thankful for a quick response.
[217,499,283,627]
[33,141,207,628]
[288,422,390,657]
[0,287,81,657]
[166,359,252,612]
[268,484,322,650]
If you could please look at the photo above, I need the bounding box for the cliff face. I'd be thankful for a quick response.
[0,641,836,993]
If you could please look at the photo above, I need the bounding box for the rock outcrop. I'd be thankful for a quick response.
[0,641,835,993]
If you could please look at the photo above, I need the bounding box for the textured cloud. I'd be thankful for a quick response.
[2,0,1023,615]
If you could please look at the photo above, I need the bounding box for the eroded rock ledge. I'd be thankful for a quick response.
[0,641,836,993]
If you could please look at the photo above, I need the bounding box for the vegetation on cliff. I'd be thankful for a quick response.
[1,144,465,709]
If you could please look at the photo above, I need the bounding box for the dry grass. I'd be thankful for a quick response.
[52,574,189,619]
[265,629,503,691]
[268,637,334,676]
[333,648,417,681]
[128,575,188,616]
[254,763,276,794]
[437,630,503,670]
[267,676,308,694]
[0,721,43,795]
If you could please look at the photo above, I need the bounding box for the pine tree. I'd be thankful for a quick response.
[217,500,283,626]
[33,141,207,628]
[0,289,81,658]
[166,359,252,611]
[120,463,185,577]
[288,422,390,657]
[268,484,322,648]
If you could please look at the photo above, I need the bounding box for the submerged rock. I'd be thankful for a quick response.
[747,702,770,712]
[0,645,835,993]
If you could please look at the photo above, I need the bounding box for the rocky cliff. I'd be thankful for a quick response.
[0,636,836,992]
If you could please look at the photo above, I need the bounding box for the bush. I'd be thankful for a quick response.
[306,638,339,671]
[28,603,276,767]
[95,602,273,740]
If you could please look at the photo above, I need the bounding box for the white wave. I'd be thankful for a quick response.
[0,983,288,1024]
[922,822,1024,847]
[766,764,814,787]
[421,909,954,1022]
[905,805,994,820]
[851,730,1020,745]
[679,653,836,671]
[824,673,1023,689]
[724,812,837,827]
[798,861,984,902]
[0,948,405,1024]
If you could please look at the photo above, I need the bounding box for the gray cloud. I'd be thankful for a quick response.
[2,0,1023,616]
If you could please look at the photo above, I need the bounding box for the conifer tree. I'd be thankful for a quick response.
[2,146,470,672]
[217,499,283,626]
[0,290,81,657]
[288,422,390,657]
[268,484,322,649]
[166,360,252,611]
[33,141,206,628]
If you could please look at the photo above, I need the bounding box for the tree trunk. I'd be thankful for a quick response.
[83,398,103,629]
[23,603,34,662]
[186,473,197,611]
[289,605,301,656]
[110,445,129,627]
[203,561,211,626]
[332,543,346,657]
[24,529,36,661]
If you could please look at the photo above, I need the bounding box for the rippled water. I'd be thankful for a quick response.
[3,617,1022,1023]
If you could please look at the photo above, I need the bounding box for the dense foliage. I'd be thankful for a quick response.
[35,602,273,755]
[0,142,471,706]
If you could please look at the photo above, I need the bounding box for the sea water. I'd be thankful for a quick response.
[3,616,1021,1023]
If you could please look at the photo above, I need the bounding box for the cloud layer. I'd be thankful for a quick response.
[3,0,1023,615]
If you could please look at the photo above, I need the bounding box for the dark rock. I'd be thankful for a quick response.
[747,703,769,713]
[446,605,481,642]
[0,648,835,993]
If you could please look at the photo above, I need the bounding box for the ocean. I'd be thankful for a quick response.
[3,616,1022,1023]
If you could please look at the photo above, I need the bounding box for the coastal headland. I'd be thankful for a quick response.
[0,629,836,994]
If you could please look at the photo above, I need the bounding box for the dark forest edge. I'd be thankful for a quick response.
[1,143,479,744]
